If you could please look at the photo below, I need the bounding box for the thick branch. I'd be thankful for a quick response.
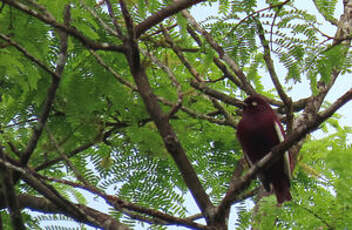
[128,59,214,221]
[290,0,352,167]
[0,156,106,228]
[119,0,135,39]
[0,148,25,230]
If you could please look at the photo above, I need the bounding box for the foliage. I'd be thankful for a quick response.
[0,0,351,229]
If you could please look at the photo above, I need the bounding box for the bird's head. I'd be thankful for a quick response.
[242,95,272,115]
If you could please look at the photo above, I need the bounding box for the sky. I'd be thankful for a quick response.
[38,0,352,229]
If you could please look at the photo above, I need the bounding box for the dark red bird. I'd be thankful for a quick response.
[236,95,292,204]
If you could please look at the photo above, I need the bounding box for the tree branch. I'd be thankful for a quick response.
[231,0,291,33]
[119,0,135,40]
[191,81,246,109]
[36,173,210,229]
[0,33,58,78]
[46,127,90,186]
[12,194,131,230]
[135,0,206,38]
[20,5,70,167]
[255,17,294,133]
[1,0,125,52]
[129,44,215,225]
[90,50,137,90]
[81,0,120,37]
[290,0,352,167]
[0,155,108,228]
[34,138,98,171]
[161,25,235,130]
[157,96,229,126]
[121,3,215,221]
[141,48,183,118]
[180,9,256,95]
[293,201,333,229]
[255,18,290,106]
[0,148,25,230]
[161,25,202,81]
[105,0,124,39]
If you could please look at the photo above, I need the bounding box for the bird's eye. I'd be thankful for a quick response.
[251,101,258,106]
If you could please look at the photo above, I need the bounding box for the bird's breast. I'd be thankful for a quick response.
[237,113,280,161]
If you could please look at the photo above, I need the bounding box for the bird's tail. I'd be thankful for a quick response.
[272,177,292,204]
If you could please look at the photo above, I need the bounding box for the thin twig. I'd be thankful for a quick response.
[186,25,245,89]
[181,9,256,95]
[231,0,291,33]
[141,48,183,118]
[190,81,245,108]
[34,138,98,171]
[293,201,333,229]
[312,0,338,26]
[0,33,58,78]
[6,142,21,157]
[90,49,137,90]
[255,17,294,133]
[105,0,124,38]
[81,0,119,37]
[161,25,238,129]
[210,99,237,127]
[157,96,229,126]
[46,127,89,186]
[161,25,202,81]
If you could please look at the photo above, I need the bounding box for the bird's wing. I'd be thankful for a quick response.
[274,121,292,180]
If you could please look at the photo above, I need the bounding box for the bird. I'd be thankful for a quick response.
[236,95,292,204]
